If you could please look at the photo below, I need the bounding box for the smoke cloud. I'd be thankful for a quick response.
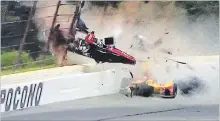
[80,1,219,57]
[33,1,219,56]
[33,1,219,77]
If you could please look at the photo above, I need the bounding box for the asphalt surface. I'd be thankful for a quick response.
[2,93,219,121]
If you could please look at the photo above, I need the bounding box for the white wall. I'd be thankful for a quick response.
[1,69,132,113]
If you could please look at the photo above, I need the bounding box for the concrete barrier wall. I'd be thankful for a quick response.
[1,68,132,113]
[66,51,97,65]
[1,64,109,86]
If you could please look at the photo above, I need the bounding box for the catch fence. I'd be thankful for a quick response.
[1,1,81,75]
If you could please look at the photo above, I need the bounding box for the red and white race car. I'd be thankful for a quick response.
[68,37,136,65]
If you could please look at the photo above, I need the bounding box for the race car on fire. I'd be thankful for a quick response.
[122,78,178,98]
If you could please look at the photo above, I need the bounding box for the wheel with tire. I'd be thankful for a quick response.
[142,86,154,97]
[138,83,154,97]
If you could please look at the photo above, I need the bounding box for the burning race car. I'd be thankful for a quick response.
[122,79,178,98]
[67,36,136,65]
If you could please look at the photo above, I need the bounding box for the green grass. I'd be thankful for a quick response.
[1,64,57,76]
[1,50,57,76]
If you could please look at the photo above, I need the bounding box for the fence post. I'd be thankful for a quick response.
[44,0,61,53]
[69,1,81,38]
[13,1,38,73]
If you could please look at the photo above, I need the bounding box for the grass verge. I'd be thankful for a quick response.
[1,64,57,76]
[1,50,57,76]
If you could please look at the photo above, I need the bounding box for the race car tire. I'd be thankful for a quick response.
[134,83,154,97]
[142,86,154,97]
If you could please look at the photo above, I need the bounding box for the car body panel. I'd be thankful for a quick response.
[68,37,136,65]
[140,79,177,98]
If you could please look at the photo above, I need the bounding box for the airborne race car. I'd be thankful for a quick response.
[67,36,136,65]
[72,9,136,65]
[123,79,178,98]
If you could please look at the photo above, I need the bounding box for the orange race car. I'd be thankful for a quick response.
[123,79,178,98]
[121,58,178,98]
